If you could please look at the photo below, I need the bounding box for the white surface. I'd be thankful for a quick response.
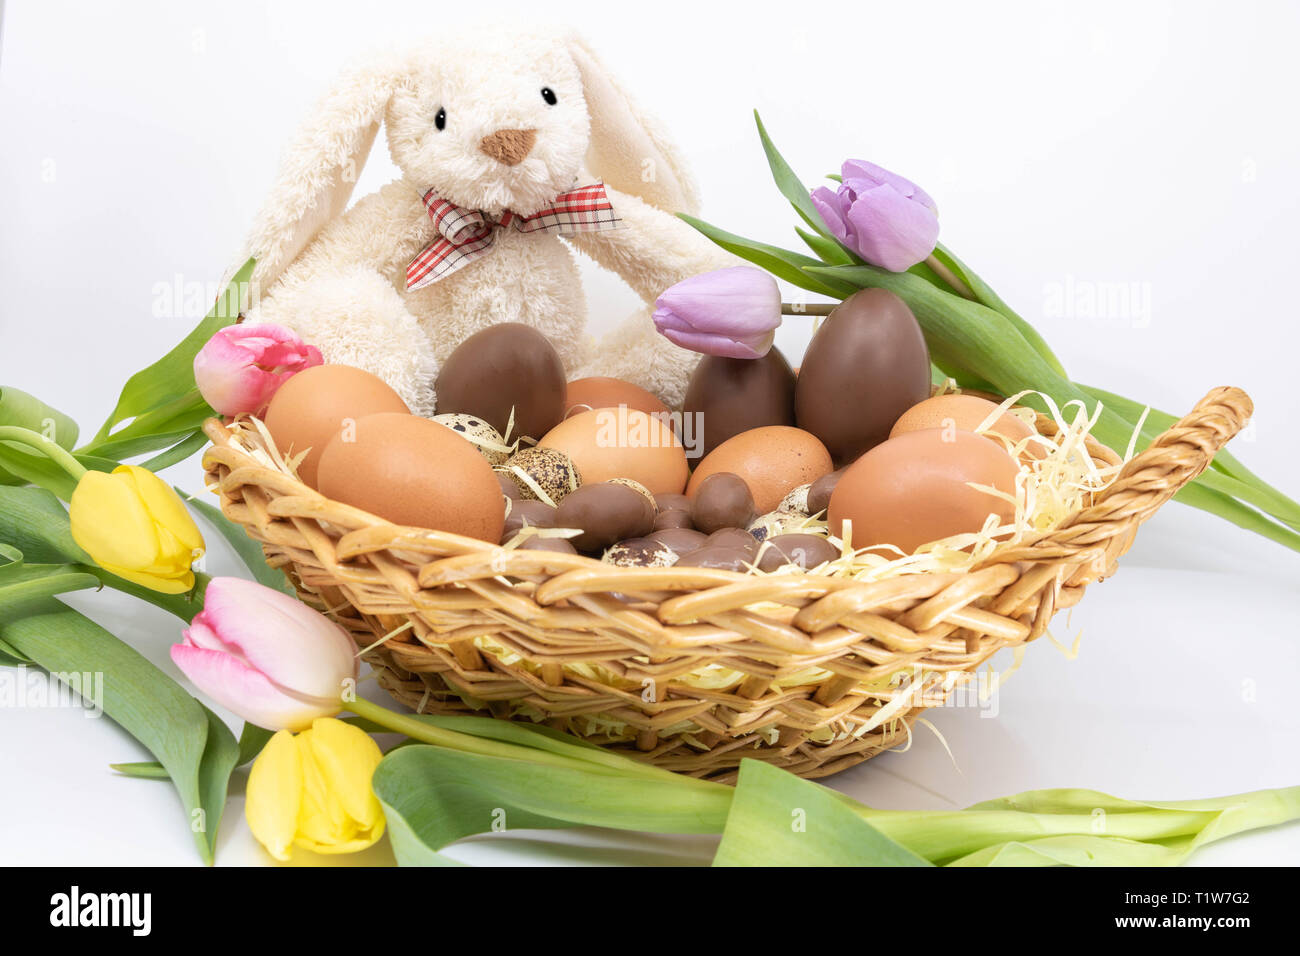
[2,0,1298,866]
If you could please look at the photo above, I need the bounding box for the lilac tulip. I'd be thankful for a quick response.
[170,577,356,731]
[193,323,323,417]
[653,266,782,359]
[811,160,940,272]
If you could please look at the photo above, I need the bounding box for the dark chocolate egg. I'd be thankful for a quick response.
[690,472,756,534]
[683,349,796,460]
[806,468,845,516]
[553,481,655,552]
[435,323,566,441]
[795,289,930,466]
[647,528,708,556]
[757,534,839,572]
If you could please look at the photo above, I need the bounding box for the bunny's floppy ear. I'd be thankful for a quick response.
[242,55,403,292]
[567,35,702,216]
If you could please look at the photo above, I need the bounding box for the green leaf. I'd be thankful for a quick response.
[0,599,224,863]
[372,745,732,866]
[82,389,215,461]
[0,443,79,499]
[110,761,172,779]
[713,759,931,866]
[0,387,79,485]
[178,486,297,597]
[237,722,274,765]
[754,111,838,241]
[93,258,253,442]
[678,213,857,298]
[139,429,209,472]
[0,485,88,564]
[794,226,854,265]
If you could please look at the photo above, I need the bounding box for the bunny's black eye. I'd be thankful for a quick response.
[434,107,446,131]
[541,87,557,106]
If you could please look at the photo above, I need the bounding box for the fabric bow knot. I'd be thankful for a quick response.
[406,184,622,290]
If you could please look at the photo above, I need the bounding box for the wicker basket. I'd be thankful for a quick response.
[201,386,1251,781]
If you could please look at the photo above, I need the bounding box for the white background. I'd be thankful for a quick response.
[1,0,1298,867]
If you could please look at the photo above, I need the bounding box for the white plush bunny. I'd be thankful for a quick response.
[238,27,733,417]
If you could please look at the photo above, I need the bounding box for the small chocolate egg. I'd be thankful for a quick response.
[565,377,670,419]
[553,481,656,552]
[264,364,410,489]
[434,322,566,441]
[890,393,1043,462]
[795,288,931,465]
[517,535,578,554]
[607,477,657,510]
[706,527,760,557]
[675,546,753,571]
[687,426,834,514]
[432,413,512,466]
[746,510,808,543]
[316,412,503,541]
[646,528,708,556]
[806,468,845,517]
[502,499,557,540]
[497,472,525,500]
[690,472,756,534]
[683,349,797,459]
[653,509,695,531]
[777,483,812,516]
[500,446,581,504]
[539,406,688,495]
[654,492,692,513]
[828,428,1020,554]
[603,536,678,568]
[757,534,840,572]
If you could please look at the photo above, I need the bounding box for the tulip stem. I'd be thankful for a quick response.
[924,253,976,301]
[0,426,88,482]
[780,302,836,316]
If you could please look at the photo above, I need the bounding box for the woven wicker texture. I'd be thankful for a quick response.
[201,386,1251,781]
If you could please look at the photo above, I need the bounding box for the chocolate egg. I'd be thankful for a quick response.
[795,289,931,465]
[647,528,708,556]
[434,323,566,441]
[497,472,525,500]
[687,425,834,514]
[653,509,694,531]
[828,428,1020,554]
[705,527,760,557]
[675,546,752,571]
[565,377,670,419]
[552,481,656,552]
[757,533,840,572]
[316,412,504,542]
[432,413,512,466]
[517,535,578,554]
[806,468,844,517]
[654,492,692,513]
[500,446,581,504]
[690,472,756,534]
[683,349,797,460]
[603,537,678,568]
[502,499,557,540]
[264,364,410,489]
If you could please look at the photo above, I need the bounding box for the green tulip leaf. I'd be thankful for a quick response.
[177,486,297,597]
[0,387,80,486]
[237,721,274,765]
[795,226,854,266]
[83,389,215,461]
[753,111,839,243]
[678,214,856,298]
[140,429,210,472]
[109,761,172,779]
[0,485,88,564]
[713,759,931,866]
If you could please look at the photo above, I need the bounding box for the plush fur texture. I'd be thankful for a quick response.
[239,28,733,417]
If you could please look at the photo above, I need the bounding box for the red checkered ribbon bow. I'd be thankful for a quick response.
[406,184,622,290]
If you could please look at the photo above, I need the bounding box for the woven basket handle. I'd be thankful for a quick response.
[1000,386,1253,565]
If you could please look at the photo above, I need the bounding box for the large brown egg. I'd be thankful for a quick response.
[795,289,930,466]
[316,412,504,542]
[538,407,688,495]
[264,364,410,489]
[565,377,669,419]
[890,393,1043,462]
[828,428,1019,554]
[434,323,566,441]
[687,426,833,514]
[683,349,796,460]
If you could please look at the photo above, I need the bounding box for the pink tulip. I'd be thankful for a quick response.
[170,577,356,731]
[653,266,782,359]
[193,323,323,416]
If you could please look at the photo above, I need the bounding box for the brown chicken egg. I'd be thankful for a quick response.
[264,364,410,489]
[890,393,1043,462]
[564,377,670,419]
[316,412,505,542]
[828,428,1020,554]
[539,407,688,496]
[687,426,833,514]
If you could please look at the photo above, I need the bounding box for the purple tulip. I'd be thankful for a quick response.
[193,323,323,417]
[811,160,940,272]
[652,266,781,359]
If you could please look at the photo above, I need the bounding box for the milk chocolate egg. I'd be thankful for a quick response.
[502,499,557,540]
[890,393,1043,462]
[806,468,844,517]
[757,534,839,572]
[687,426,834,514]
[675,546,752,571]
[435,323,566,441]
[683,349,796,460]
[690,472,756,533]
[653,509,694,531]
[539,407,688,495]
[518,535,578,554]
[647,528,708,555]
[795,289,930,465]
[565,377,670,419]
[654,492,692,513]
[706,527,760,557]
[264,364,410,489]
[553,481,656,552]
[317,412,503,541]
[828,428,1019,554]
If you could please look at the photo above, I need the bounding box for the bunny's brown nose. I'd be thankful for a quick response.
[479,128,537,166]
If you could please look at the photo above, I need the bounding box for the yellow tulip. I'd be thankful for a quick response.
[246,718,386,861]
[68,465,204,594]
